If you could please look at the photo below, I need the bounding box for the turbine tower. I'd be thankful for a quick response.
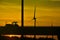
[51,20,53,27]
[51,19,54,39]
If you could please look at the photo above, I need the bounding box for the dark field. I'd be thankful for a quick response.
[0,24,60,40]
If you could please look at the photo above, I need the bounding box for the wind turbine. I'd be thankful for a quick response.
[33,6,37,39]
[33,6,36,27]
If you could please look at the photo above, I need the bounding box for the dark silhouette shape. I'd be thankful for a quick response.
[10,37,21,40]
[21,0,24,27]
[0,22,60,40]
[21,0,24,39]
[0,36,8,40]
[2,21,20,34]
[33,6,36,26]
[38,38,55,40]
[21,37,35,40]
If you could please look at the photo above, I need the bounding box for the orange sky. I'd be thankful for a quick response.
[0,0,60,26]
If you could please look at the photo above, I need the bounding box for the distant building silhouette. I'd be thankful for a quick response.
[0,21,20,35]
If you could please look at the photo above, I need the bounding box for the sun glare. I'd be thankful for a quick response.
[2,34,21,38]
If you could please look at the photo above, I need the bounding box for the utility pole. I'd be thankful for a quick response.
[21,0,24,27]
[21,0,24,39]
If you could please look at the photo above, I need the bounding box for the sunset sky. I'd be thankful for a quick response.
[0,0,60,26]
